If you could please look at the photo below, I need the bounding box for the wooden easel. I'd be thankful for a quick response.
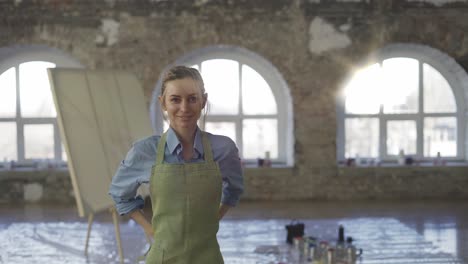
[48,69,154,264]
[84,207,124,264]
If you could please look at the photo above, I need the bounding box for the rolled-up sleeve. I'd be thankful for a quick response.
[109,137,156,215]
[218,139,244,206]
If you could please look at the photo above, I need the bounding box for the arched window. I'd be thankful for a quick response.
[151,46,294,166]
[0,45,82,165]
[337,44,468,163]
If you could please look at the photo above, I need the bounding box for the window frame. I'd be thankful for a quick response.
[337,43,468,163]
[151,45,294,166]
[0,45,83,165]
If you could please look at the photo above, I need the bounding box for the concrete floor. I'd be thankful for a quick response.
[1,200,467,264]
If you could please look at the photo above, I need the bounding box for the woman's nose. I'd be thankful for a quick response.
[180,100,189,111]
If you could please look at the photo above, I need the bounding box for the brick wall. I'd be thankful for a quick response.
[1,0,468,204]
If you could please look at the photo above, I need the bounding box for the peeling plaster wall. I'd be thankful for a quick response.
[1,0,468,203]
[308,17,352,55]
[96,18,120,46]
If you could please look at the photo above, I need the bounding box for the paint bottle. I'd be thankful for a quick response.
[398,149,405,165]
[326,248,334,264]
[338,225,345,243]
[434,151,445,166]
[335,225,345,261]
[264,151,271,167]
[346,247,353,264]
[317,241,328,263]
[308,244,316,260]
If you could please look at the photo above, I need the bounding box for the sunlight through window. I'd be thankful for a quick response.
[0,123,17,160]
[201,59,239,115]
[0,60,64,163]
[0,67,16,118]
[19,61,57,118]
[343,56,458,160]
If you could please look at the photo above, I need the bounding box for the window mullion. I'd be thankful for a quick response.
[237,63,243,160]
[417,60,424,159]
[378,61,386,160]
[15,64,25,162]
[237,115,243,160]
[380,113,387,160]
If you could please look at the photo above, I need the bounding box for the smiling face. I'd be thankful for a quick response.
[159,77,207,133]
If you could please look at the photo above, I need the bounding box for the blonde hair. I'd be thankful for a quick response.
[161,65,205,100]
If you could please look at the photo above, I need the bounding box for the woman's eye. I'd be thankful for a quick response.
[189,97,197,103]
[170,98,180,103]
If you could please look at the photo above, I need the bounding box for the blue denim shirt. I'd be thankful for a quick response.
[109,127,244,215]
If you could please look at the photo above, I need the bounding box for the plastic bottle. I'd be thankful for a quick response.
[338,225,345,243]
[434,151,445,166]
[335,225,345,262]
[326,248,334,264]
[264,151,271,167]
[316,241,328,261]
[307,245,316,262]
[346,247,353,264]
[398,149,405,165]
[291,237,302,262]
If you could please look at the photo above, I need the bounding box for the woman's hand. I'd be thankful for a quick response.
[218,204,232,220]
[129,210,154,242]
[143,225,154,244]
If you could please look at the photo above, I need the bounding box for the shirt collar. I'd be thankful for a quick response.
[166,126,204,157]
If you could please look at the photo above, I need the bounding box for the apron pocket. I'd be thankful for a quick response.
[145,245,164,264]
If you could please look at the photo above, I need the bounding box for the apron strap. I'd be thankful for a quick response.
[156,132,168,165]
[201,131,214,162]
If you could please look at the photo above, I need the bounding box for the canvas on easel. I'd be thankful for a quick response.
[48,68,153,263]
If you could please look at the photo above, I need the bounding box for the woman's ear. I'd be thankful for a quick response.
[158,95,166,111]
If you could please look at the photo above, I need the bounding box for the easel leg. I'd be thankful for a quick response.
[110,207,124,264]
[84,213,94,256]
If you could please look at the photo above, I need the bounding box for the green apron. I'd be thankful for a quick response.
[145,131,224,264]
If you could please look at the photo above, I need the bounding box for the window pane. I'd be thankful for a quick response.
[243,119,277,159]
[386,120,417,155]
[344,63,381,114]
[201,59,239,115]
[241,64,277,115]
[345,118,378,158]
[19,61,57,117]
[0,67,16,117]
[424,117,456,157]
[423,63,456,113]
[382,58,419,114]
[0,122,17,160]
[24,124,54,159]
[205,122,236,144]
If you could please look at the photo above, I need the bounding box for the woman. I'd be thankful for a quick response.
[109,65,244,263]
